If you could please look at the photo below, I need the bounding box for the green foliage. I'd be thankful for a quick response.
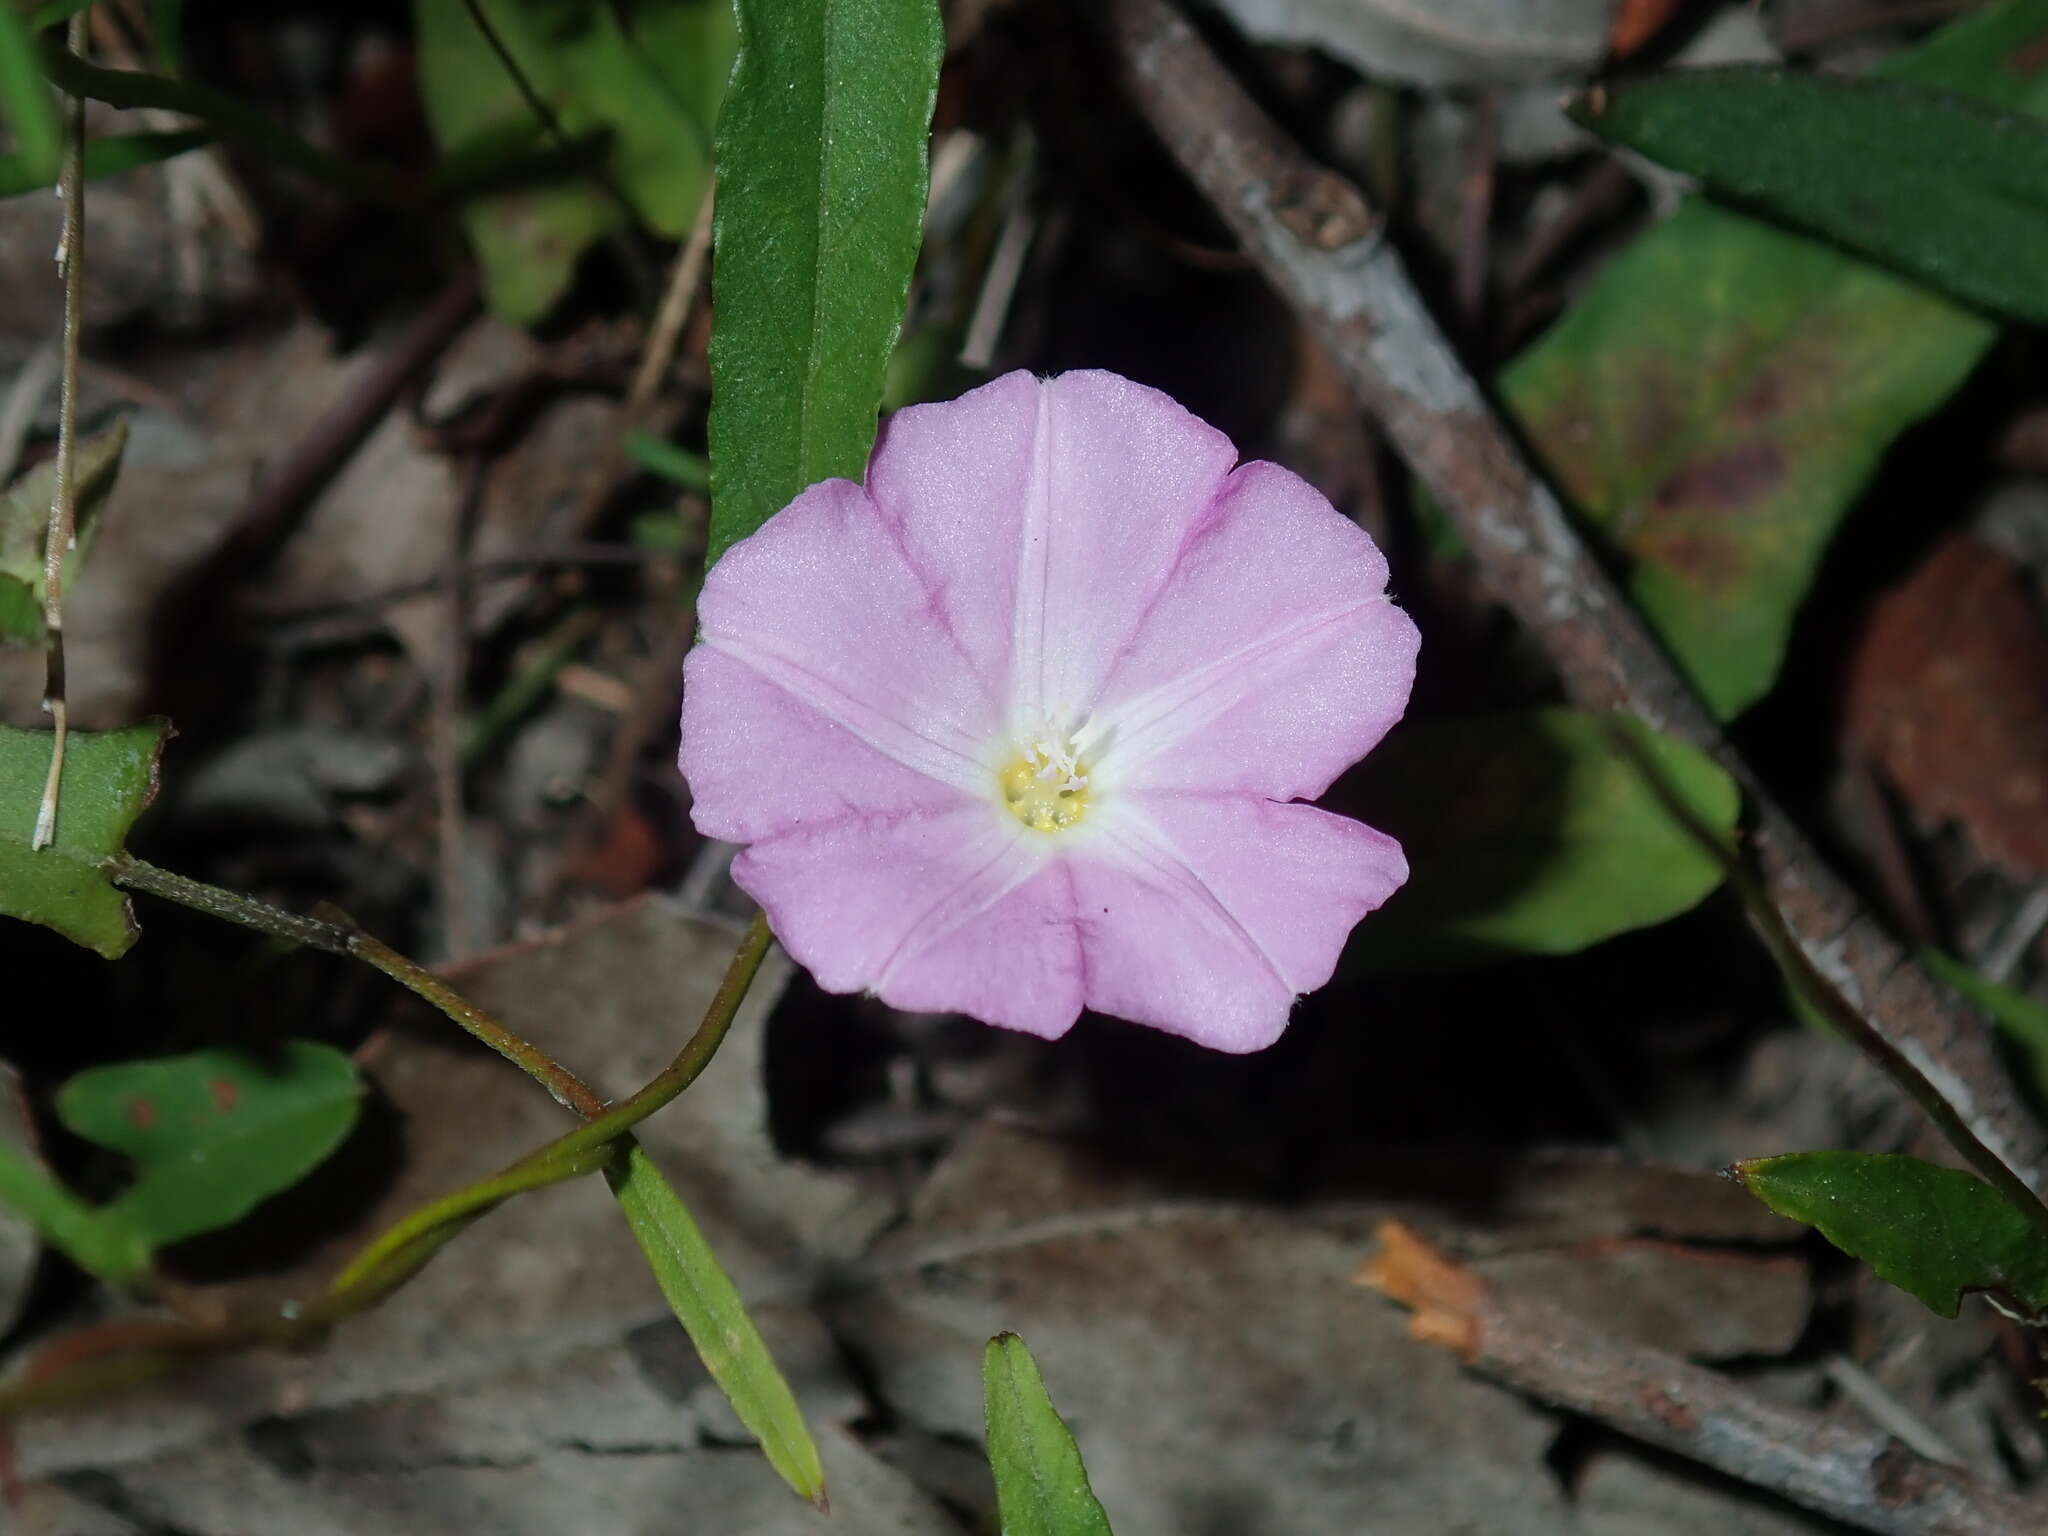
[1733,1151,2048,1319]
[414,0,734,323]
[606,1144,825,1506]
[0,128,209,197]
[984,1334,1115,1536]
[0,417,128,641]
[705,0,944,564]
[0,1139,150,1281]
[0,0,60,188]
[1347,709,1739,966]
[1501,0,2048,719]
[625,429,710,491]
[39,43,396,201]
[0,719,164,958]
[57,1043,363,1248]
[1573,69,2048,325]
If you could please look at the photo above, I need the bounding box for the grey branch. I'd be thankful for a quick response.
[1103,0,2048,1200]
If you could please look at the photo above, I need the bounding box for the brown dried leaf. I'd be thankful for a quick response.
[1845,533,2048,875]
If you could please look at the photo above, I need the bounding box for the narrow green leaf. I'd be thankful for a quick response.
[1501,0,2048,718]
[625,429,711,490]
[0,1140,149,1281]
[1574,70,2048,325]
[984,1333,1115,1536]
[57,1042,363,1249]
[1733,1150,2048,1319]
[0,416,129,642]
[0,719,165,957]
[1920,949,2048,1104]
[37,42,397,202]
[0,128,209,198]
[0,1,60,186]
[705,0,943,564]
[1344,709,1739,966]
[606,1144,825,1507]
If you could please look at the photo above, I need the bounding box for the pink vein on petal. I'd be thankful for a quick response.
[1095,814,1293,996]
[707,634,988,795]
[1107,598,1388,773]
[871,827,1039,993]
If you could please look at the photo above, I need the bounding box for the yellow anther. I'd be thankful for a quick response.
[999,747,1090,832]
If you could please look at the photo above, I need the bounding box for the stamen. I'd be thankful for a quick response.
[998,716,1098,832]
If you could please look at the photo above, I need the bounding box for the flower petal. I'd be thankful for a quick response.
[1070,792,1409,1052]
[866,369,1239,729]
[732,808,1086,1039]
[1096,461,1419,801]
[693,477,997,799]
[682,646,969,844]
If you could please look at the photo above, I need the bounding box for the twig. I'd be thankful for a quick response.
[1103,0,2048,1196]
[1363,1222,2047,1536]
[33,13,90,852]
[623,190,716,427]
[1978,885,2048,987]
[1452,89,1495,338]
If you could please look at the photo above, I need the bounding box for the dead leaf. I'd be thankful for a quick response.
[1845,533,2048,875]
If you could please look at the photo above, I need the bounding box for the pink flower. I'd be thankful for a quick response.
[680,371,1418,1052]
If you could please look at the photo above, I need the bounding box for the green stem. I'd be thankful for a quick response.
[109,855,356,954]
[311,910,772,1319]
[347,928,606,1116]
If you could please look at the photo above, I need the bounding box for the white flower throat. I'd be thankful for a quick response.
[997,714,1109,833]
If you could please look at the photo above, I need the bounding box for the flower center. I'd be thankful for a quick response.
[998,721,1099,833]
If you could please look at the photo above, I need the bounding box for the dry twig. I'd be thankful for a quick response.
[33,13,90,850]
[1103,0,2048,1198]
[1364,1222,2044,1536]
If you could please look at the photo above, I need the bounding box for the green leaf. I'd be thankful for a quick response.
[57,1042,363,1249]
[625,428,710,490]
[414,0,733,324]
[1346,709,1739,966]
[0,1140,150,1281]
[0,127,209,198]
[605,1144,825,1506]
[0,416,129,642]
[1573,70,2048,325]
[705,0,943,564]
[38,43,397,202]
[1501,1,2048,719]
[1733,1150,2048,1319]
[0,0,61,187]
[0,718,165,958]
[984,1333,1115,1536]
